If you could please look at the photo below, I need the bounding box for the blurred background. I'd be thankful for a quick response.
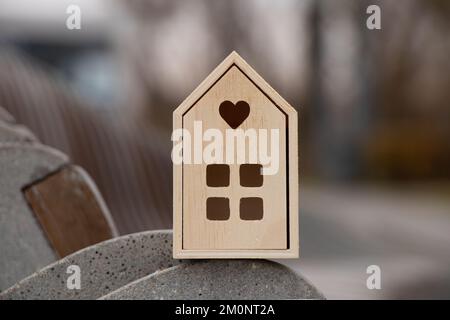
[0,0,449,299]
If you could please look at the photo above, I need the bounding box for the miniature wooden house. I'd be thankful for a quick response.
[173,52,298,259]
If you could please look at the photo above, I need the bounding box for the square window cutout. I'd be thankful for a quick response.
[240,164,263,187]
[240,197,264,220]
[206,164,230,187]
[206,197,230,221]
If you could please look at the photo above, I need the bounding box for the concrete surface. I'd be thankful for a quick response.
[0,106,14,123]
[0,143,68,290]
[0,123,37,143]
[101,260,324,300]
[1,230,180,299]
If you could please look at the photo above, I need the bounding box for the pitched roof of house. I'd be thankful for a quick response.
[174,51,297,117]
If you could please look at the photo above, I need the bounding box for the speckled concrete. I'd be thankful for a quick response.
[101,260,325,300]
[0,144,68,290]
[1,230,181,300]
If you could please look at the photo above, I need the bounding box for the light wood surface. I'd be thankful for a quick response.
[173,51,298,258]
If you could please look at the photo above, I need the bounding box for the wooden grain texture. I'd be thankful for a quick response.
[183,66,287,250]
[173,51,299,259]
[24,165,116,258]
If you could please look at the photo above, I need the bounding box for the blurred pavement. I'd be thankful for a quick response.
[282,185,450,299]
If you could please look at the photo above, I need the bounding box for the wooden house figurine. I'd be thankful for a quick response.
[173,51,298,259]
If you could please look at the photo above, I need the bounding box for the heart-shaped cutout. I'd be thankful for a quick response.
[219,100,250,129]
